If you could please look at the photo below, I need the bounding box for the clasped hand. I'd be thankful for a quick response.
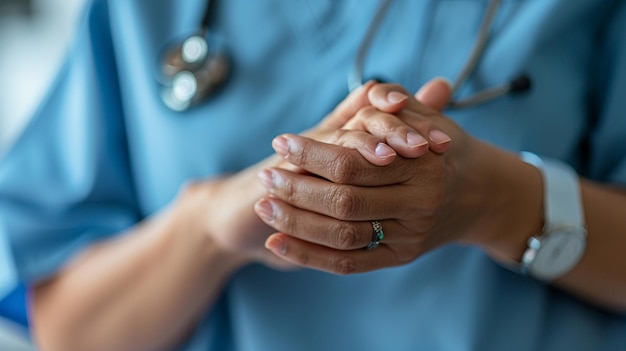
[256,81,488,274]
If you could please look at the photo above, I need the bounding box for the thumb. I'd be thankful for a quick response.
[415,77,452,112]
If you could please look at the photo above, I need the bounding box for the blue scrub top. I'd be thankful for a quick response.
[1,0,626,350]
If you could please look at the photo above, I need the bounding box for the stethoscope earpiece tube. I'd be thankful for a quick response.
[347,0,394,92]
[350,0,531,110]
[450,0,502,96]
[159,0,531,111]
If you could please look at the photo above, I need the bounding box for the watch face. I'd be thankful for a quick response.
[529,229,586,280]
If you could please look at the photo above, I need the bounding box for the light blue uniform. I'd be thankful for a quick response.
[1,0,626,350]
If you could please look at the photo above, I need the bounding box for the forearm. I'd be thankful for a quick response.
[32,203,245,351]
[470,141,626,313]
[557,180,626,311]
[31,153,292,351]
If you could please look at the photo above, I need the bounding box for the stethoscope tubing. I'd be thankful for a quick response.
[348,0,529,109]
[161,0,529,111]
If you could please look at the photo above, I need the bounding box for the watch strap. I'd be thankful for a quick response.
[519,152,585,228]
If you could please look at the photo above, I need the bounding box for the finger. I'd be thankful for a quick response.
[271,134,415,185]
[368,83,433,115]
[255,198,371,250]
[257,168,421,220]
[328,129,398,166]
[264,233,400,275]
[251,248,300,271]
[255,197,409,250]
[342,106,430,159]
[324,105,451,163]
[427,129,453,154]
[366,84,452,154]
[393,109,452,155]
[415,77,453,112]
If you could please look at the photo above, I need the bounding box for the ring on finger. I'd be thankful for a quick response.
[366,220,385,250]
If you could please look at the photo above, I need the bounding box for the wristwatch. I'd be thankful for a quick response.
[519,152,587,281]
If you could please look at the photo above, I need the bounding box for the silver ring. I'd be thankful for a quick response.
[366,220,384,250]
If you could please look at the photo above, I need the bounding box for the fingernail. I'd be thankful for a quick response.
[255,200,274,223]
[265,236,287,255]
[258,170,274,189]
[406,132,428,148]
[375,143,396,159]
[272,136,290,157]
[429,130,452,145]
[387,91,408,104]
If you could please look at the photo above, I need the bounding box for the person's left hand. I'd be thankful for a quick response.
[296,79,453,168]
[255,83,493,274]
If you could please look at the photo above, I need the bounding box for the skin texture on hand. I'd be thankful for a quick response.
[256,84,544,276]
[259,82,626,313]
[301,80,452,166]
[256,87,480,274]
[30,80,453,351]
[204,81,454,269]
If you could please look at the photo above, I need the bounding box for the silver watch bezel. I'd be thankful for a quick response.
[521,224,587,281]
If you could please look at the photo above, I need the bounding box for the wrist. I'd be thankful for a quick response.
[172,154,288,270]
[463,144,544,265]
[169,183,251,272]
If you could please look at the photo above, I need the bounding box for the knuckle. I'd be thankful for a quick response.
[354,105,378,122]
[328,150,359,184]
[417,197,442,224]
[329,255,357,275]
[329,185,360,220]
[280,175,299,203]
[330,128,350,145]
[414,115,435,126]
[401,109,431,125]
[276,207,295,233]
[334,223,360,249]
[378,114,400,133]
[291,142,307,166]
[286,137,309,167]
[411,195,442,234]
[294,248,311,266]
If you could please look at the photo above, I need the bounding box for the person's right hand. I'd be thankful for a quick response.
[171,79,453,271]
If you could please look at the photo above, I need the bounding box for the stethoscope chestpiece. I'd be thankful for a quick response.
[160,32,231,112]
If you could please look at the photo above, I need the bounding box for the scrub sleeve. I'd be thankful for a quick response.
[0,0,139,288]
[586,0,626,185]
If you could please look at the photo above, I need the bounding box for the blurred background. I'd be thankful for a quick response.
[0,0,84,154]
[0,0,85,348]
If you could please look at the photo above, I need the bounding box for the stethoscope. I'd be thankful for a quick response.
[159,0,530,112]
[159,0,230,111]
